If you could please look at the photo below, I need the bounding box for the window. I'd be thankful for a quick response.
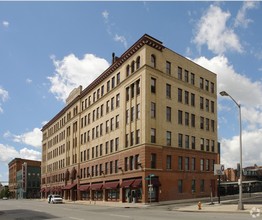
[205,80,209,91]
[191,114,195,127]
[191,136,196,149]
[200,77,204,89]
[131,61,135,73]
[111,76,115,89]
[206,118,209,131]
[131,84,135,98]
[130,132,134,146]
[178,88,182,102]
[185,112,189,126]
[110,117,114,131]
[136,104,140,119]
[201,138,204,151]
[185,135,189,149]
[106,120,109,133]
[206,139,210,151]
[184,70,189,82]
[115,137,119,151]
[200,97,204,110]
[116,94,120,107]
[107,80,110,92]
[200,179,205,192]
[211,82,215,93]
[115,115,119,129]
[151,102,156,118]
[125,134,129,147]
[117,72,120,85]
[192,157,196,171]
[166,107,171,122]
[178,110,183,125]
[126,109,129,124]
[151,78,156,93]
[200,159,204,171]
[191,180,196,193]
[111,97,114,111]
[136,56,140,69]
[185,157,189,171]
[211,140,215,152]
[106,100,110,113]
[151,54,156,68]
[136,129,140,144]
[166,131,171,146]
[191,93,195,106]
[110,139,114,153]
[211,101,215,113]
[131,106,135,122]
[166,155,172,169]
[178,133,183,148]
[151,153,156,169]
[166,84,171,99]
[178,67,182,80]
[151,128,156,143]
[178,180,183,193]
[211,120,215,132]
[184,91,189,104]
[126,87,130,101]
[124,157,128,171]
[200,117,204,129]
[166,61,171,74]
[126,65,130,77]
[101,85,104,96]
[206,159,210,171]
[206,99,209,112]
[178,156,183,170]
[136,79,140,95]
[129,156,134,170]
[190,73,195,85]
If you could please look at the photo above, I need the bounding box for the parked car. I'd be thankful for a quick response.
[2,197,8,200]
[47,194,63,204]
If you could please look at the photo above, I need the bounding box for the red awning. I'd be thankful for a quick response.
[63,183,77,190]
[90,183,103,190]
[46,188,50,193]
[132,179,142,188]
[103,181,119,189]
[121,179,135,188]
[78,184,90,191]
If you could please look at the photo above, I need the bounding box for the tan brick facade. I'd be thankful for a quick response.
[41,34,219,203]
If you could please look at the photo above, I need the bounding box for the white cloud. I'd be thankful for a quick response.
[26,78,32,84]
[102,10,109,22]
[48,53,110,102]
[0,144,19,162]
[234,1,259,28]
[101,10,128,48]
[114,34,128,49]
[221,130,262,169]
[192,55,262,108]
[0,86,9,114]
[2,21,9,27]
[0,144,41,163]
[192,55,262,169]
[5,128,42,148]
[193,4,243,54]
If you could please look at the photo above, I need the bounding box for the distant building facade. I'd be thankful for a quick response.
[41,34,219,203]
[8,158,41,199]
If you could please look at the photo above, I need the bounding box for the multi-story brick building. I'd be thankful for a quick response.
[41,34,219,203]
[8,158,41,199]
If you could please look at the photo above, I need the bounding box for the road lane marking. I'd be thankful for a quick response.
[69,217,84,220]
[109,214,132,219]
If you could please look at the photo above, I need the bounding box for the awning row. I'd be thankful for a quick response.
[41,178,161,192]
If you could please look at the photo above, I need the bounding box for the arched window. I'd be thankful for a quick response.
[136,56,140,69]
[126,65,130,77]
[151,54,156,68]
[131,61,135,73]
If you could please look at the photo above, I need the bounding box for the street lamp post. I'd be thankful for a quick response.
[220,91,244,210]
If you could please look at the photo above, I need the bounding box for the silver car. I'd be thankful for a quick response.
[48,194,63,204]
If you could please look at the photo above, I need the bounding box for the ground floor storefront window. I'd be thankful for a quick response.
[106,189,119,201]
[92,190,103,200]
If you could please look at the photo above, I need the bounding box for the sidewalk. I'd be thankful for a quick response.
[174,202,262,214]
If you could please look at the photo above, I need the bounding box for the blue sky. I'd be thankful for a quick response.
[0,1,261,183]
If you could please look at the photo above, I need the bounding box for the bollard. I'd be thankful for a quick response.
[198,201,202,210]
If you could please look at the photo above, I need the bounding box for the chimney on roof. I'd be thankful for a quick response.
[112,52,118,64]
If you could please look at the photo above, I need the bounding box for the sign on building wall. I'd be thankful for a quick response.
[214,164,225,175]
[22,162,27,192]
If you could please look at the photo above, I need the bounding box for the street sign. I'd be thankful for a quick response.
[145,177,150,180]
[149,174,155,177]
[214,164,225,175]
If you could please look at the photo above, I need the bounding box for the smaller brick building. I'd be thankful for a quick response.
[8,158,41,199]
